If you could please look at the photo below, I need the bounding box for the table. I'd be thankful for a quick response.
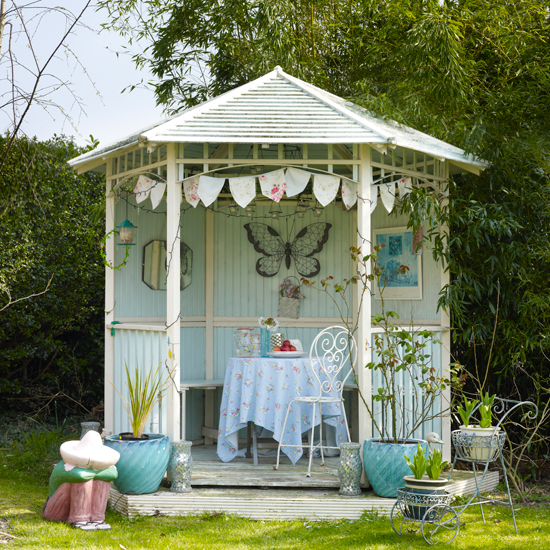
[216,357,348,464]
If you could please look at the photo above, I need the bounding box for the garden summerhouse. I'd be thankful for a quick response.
[69,67,486,467]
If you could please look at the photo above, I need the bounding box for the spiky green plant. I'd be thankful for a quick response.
[113,362,170,438]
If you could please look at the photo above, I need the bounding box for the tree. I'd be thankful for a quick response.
[100,0,550,426]
[0,0,93,170]
[0,135,104,415]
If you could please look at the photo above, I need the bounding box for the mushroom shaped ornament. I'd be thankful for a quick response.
[43,431,120,531]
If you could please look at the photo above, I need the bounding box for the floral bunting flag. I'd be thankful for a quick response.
[228,176,256,208]
[397,177,413,199]
[341,179,357,211]
[198,175,225,207]
[379,183,396,212]
[150,181,166,210]
[313,174,340,206]
[183,177,200,208]
[134,175,154,204]
[259,169,286,202]
[285,167,310,197]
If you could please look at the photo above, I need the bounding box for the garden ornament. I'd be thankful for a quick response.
[43,431,120,531]
[424,432,444,455]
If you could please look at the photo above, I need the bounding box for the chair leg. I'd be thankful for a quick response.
[252,424,258,467]
[307,402,316,477]
[275,399,294,470]
[319,402,325,466]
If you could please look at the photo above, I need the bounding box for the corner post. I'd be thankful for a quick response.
[104,160,115,434]
[440,162,452,461]
[357,144,373,445]
[166,143,181,441]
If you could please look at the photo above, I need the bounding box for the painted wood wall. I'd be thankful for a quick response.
[110,180,444,441]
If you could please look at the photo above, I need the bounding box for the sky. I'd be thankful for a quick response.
[2,1,165,148]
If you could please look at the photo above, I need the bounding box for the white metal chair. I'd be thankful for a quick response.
[274,325,357,476]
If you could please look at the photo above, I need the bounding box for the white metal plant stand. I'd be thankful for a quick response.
[390,398,538,545]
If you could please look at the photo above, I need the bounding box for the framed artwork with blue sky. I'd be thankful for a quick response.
[373,227,422,300]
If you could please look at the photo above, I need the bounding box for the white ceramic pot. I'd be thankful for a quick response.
[459,425,501,461]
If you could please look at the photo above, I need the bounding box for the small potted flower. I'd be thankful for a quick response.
[402,443,449,519]
[278,277,305,319]
[258,316,280,356]
[456,392,500,461]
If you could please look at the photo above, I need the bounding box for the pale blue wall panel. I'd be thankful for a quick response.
[213,204,354,318]
[180,206,206,316]
[371,208,441,321]
[371,332,442,441]
[179,327,206,381]
[112,329,168,436]
[115,200,206,319]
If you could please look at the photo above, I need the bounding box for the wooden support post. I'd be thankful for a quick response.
[440,162,452,462]
[166,143,182,441]
[357,144,373,456]
[104,161,116,435]
[204,208,215,444]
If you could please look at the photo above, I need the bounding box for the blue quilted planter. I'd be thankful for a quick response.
[363,438,427,497]
[104,433,170,495]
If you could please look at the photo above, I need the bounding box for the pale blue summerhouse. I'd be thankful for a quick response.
[69,67,485,465]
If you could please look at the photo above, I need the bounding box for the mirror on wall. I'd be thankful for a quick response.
[142,239,193,290]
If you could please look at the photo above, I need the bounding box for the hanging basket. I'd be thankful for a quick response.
[278,296,300,319]
[278,276,303,319]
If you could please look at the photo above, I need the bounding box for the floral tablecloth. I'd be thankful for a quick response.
[217,357,348,464]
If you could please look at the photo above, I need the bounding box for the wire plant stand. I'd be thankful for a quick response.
[390,398,538,545]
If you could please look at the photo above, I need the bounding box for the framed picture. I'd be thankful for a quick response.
[372,227,422,300]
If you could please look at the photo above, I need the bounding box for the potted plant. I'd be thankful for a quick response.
[402,443,449,519]
[455,392,500,461]
[303,245,463,497]
[103,362,172,495]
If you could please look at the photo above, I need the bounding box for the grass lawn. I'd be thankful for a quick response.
[2,464,550,550]
[1,420,549,549]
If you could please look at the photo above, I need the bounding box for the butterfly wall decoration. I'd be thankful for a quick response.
[244,222,332,278]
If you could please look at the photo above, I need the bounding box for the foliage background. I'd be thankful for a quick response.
[0,135,104,417]
[99,0,550,411]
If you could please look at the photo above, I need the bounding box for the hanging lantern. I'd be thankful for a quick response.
[269,202,282,219]
[116,219,137,245]
[245,200,256,218]
[297,198,309,218]
[229,201,239,214]
[313,200,324,217]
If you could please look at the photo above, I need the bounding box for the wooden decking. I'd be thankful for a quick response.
[108,445,501,519]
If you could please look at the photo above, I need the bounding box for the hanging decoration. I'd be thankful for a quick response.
[341,179,358,211]
[244,222,332,277]
[258,169,286,202]
[379,183,396,212]
[150,181,167,209]
[313,174,340,206]
[228,176,256,208]
[198,175,225,207]
[183,176,200,207]
[397,177,413,200]
[285,167,311,197]
[134,175,155,204]
[371,187,379,213]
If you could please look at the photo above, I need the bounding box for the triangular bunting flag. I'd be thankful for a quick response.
[313,174,340,206]
[198,175,225,207]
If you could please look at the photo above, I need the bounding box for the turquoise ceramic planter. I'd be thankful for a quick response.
[104,433,170,495]
[363,438,427,497]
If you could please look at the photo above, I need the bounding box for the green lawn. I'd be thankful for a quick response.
[1,463,549,550]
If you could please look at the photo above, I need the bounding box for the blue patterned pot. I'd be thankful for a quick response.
[363,438,427,497]
[104,433,170,495]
